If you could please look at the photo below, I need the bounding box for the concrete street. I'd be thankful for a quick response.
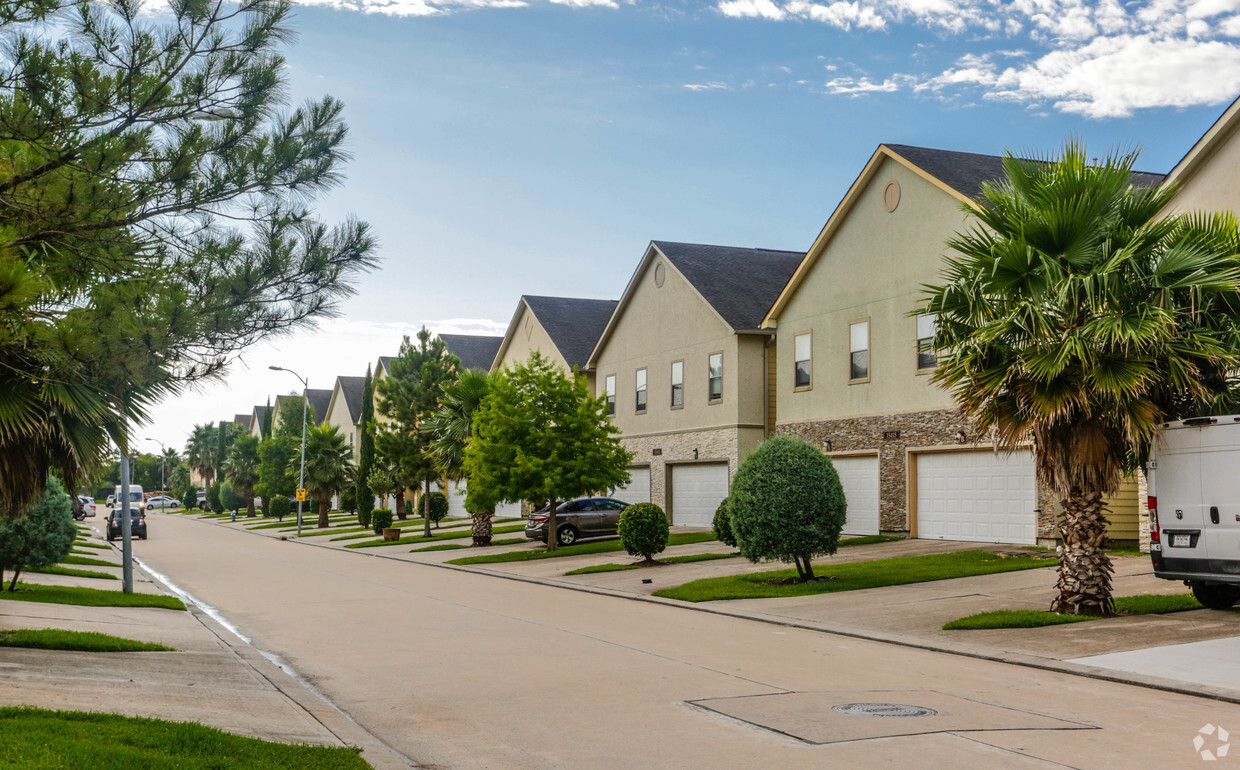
[129,512,1240,769]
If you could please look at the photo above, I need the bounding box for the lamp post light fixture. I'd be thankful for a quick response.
[269,365,309,535]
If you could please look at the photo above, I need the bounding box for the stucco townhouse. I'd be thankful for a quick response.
[762,144,1165,546]
[491,295,619,393]
[586,241,802,526]
[247,404,268,440]
[272,389,332,432]
[324,375,368,463]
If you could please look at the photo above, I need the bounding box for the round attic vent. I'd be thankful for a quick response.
[654,262,666,288]
[833,703,936,718]
[883,180,901,212]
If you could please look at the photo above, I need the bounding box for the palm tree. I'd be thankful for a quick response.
[223,433,261,517]
[185,423,217,489]
[427,369,492,545]
[301,423,354,529]
[922,140,1240,617]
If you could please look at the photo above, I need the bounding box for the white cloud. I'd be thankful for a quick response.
[823,75,901,94]
[683,81,733,90]
[718,0,787,20]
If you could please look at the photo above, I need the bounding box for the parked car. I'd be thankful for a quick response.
[106,509,147,541]
[72,496,97,520]
[524,497,632,547]
[111,485,146,512]
[1150,415,1240,609]
[145,496,181,510]
[106,494,116,508]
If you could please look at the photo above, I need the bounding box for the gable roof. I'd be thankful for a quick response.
[306,388,332,425]
[521,296,619,370]
[233,414,252,429]
[329,376,367,425]
[1165,94,1240,189]
[439,334,504,372]
[376,356,395,378]
[763,143,1167,325]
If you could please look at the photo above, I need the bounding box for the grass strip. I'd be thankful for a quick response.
[0,707,367,769]
[943,593,1203,629]
[652,550,1057,602]
[446,531,718,565]
[0,629,173,652]
[61,556,118,568]
[566,552,739,575]
[0,584,185,610]
[413,537,527,553]
[72,542,110,551]
[323,521,473,541]
[348,523,527,549]
[27,566,117,581]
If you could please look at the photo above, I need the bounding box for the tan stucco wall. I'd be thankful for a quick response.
[1166,120,1240,215]
[593,255,761,436]
[324,387,360,463]
[775,158,971,424]
[495,304,596,392]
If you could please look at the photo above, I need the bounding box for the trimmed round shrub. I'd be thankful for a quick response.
[371,508,394,534]
[729,436,846,582]
[269,495,290,521]
[617,503,670,562]
[427,491,448,525]
[357,507,373,528]
[712,498,736,548]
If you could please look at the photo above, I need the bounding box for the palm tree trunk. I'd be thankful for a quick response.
[1051,489,1115,616]
[472,511,493,546]
[317,497,330,529]
[395,490,406,520]
[423,480,432,538]
[246,495,256,518]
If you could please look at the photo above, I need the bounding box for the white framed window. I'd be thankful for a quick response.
[635,368,647,413]
[849,320,869,382]
[670,360,684,408]
[916,314,938,371]
[794,332,812,389]
[605,374,616,416]
[708,352,723,402]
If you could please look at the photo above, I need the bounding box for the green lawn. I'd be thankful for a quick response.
[0,584,185,610]
[943,593,1203,629]
[446,532,719,565]
[0,629,173,652]
[565,552,738,575]
[326,520,473,542]
[413,537,526,553]
[652,550,1057,602]
[347,523,528,549]
[27,566,117,581]
[62,556,118,568]
[0,707,368,769]
[72,542,110,551]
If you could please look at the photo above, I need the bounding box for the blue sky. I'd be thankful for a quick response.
[144,0,1240,449]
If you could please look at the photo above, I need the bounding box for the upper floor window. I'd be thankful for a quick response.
[916,314,938,371]
[605,374,616,416]
[794,332,812,389]
[708,353,723,402]
[849,320,870,382]
[671,360,684,408]
[635,368,647,413]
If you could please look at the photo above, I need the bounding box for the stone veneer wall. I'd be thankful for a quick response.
[620,427,740,517]
[779,408,1056,540]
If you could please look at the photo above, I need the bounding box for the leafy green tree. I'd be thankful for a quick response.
[220,481,245,516]
[130,453,163,490]
[375,328,460,534]
[302,424,353,528]
[169,463,191,502]
[618,503,670,563]
[729,436,846,581]
[0,476,76,590]
[356,366,375,521]
[465,352,631,551]
[428,369,493,544]
[0,0,376,515]
[922,141,1240,616]
[185,424,218,489]
[426,491,448,527]
[269,495,290,522]
[368,468,396,511]
[206,482,225,515]
[224,434,261,517]
[256,435,298,507]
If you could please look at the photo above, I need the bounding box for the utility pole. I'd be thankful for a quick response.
[120,454,133,593]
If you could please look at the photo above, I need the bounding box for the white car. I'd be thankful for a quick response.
[145,495,182,510]
[76,496,97,516]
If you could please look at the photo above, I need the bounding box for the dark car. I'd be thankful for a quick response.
[106,510,147,541]
[524,497,631,547]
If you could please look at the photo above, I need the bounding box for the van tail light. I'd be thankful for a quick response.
[1148,496,1159,543]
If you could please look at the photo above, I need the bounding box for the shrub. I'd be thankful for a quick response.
[617,503,670,563]
[357,507,373,528]
[371,508,393,534]
[269,495,290,522]
[729,436,846,582]
[712,498,736,548]
[206,482,224,514]
[181,485,198,511]
[219,481,244,514]
[261,495,271,518]
[426,491,448,526]
[339,486,357,514]
[0,476,77,590]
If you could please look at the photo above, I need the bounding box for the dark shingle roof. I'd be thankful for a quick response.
[306,388,333,426]
[439,334,503,372]
[252,405,268,430]
[652,242,804,331]
[524,296,619,370]
[884,144,1166,200]
[335,376,367,424]
[233,414,252,429]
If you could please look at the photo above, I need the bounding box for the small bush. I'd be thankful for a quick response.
[427,491,448,525]
[371,509,394,534]
[339,486,357,514]
[206,482,224,515]
[357,507,373,528]
[712,499,736,548]
[269,495,290,522]
[219,481,244,514]
[617,503,670,562]
[261,495,271,518]
[181,485,198,511]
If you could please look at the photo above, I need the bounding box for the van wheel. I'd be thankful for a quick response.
[556,526,578,547]
[1191,582,1240,610]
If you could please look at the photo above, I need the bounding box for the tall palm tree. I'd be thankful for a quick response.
[427,369,492,545]
[223,433,261,517]
[922,140,1240,616]
[301,423,354,529]
[184,423,218,489]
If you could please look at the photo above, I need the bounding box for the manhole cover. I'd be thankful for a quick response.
[832,702,937,718]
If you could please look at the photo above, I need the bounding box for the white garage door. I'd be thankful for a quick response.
[916,450,1036,545]
[611,467,651,506]
[444,479,523,520]
[671,463,729,528]
[831,455,880,536]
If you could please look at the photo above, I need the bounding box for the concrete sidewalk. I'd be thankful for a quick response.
[0,521,412,769]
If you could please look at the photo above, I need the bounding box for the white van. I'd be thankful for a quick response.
[1149,416,1240,609]
[112,485,146,512]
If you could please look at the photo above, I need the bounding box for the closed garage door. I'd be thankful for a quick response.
[832,456,880,536]
[916,450,1036,545]
[444,479,523,520]
[612,467,650,506]
[671,463,728,528]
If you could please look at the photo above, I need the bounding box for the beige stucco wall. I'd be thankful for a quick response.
[1167,120,1240,215]
[775,157,972,425]
[494,303,596,391]
[324,386,360,463]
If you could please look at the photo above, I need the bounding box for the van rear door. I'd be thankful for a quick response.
[1198,420,1240,573]
[1153,421,1208,563]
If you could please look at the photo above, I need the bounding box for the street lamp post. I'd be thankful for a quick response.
[270,366,309,535]
[145,438,166,494]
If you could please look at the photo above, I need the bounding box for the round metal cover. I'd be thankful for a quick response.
[833,702,936,718]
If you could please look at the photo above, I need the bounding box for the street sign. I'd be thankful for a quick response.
[296,488,307,502]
